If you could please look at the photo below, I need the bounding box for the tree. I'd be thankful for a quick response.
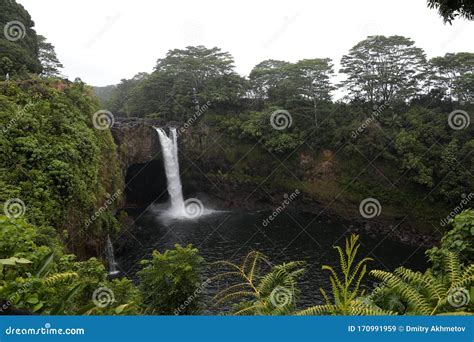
[340,36,427,104]
[125,46,245,119]
[37,35,63,78]
[428,52,474,102]
[249,59,291,101]
[107,72,149,116]
[0,0,42,78]
[288,59,335,126]
[427,0,474,24]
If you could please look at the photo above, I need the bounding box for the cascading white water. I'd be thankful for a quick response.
[155,127,186,217]
[106,234,119,276]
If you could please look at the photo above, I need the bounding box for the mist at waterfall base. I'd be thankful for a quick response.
[154,127,219,222]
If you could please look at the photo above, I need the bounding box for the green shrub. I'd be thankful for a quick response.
[137,244,205,315]
[426,209,474,274]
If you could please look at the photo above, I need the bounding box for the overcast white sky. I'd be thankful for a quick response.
[19,0,473,86]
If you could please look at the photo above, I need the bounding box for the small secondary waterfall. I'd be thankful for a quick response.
[106,234,119,276]
[155,127,186,217]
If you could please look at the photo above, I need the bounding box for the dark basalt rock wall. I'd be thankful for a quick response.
[110,118,169,206]
[110,118,163,171]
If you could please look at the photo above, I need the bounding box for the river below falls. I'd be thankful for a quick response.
[115,206,428,313]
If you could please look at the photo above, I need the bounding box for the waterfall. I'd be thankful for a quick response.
[106,234,119,276]
[155,127,186,217]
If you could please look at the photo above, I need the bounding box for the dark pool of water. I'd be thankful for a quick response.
[115,206,427,313]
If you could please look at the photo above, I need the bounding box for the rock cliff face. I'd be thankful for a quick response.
[110,118,163,171]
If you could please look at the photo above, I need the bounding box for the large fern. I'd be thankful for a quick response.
[370,251,473,315]
[297,234,393,315]
[212,251,305,315]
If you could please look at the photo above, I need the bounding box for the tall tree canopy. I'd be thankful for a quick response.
[125,46,245,120]
[0,0,42,78]
[249,59,291,100]
[428,52,474,102]
[37,35,63,78]
[340,35,427,103]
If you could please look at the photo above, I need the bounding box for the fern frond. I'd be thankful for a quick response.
[445,252,461,285]
[295,304,335,315]
[42,272,78,286]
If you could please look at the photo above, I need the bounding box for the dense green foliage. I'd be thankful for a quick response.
[0,80,123,255]
[137,244,205,315]
[426,209,474,273]
[370,252,473,315]
[0,216,141,315]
